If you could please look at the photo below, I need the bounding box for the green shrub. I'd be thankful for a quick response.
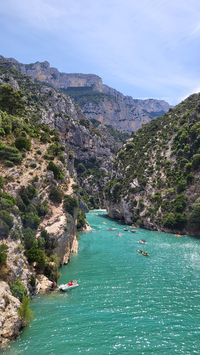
[0,191,16,210]
[0,244,8,266]
[19,185,37,205]
[10,228,21,240]
[192,154,200,170]
[77,163,86,174]
[111,182,122,202]
[63,195,78,215]
[0,84,24,115]
[36,201,49,217]
[40,132,49,143]
[23,228,36,250]
[173,194,187,212]
[188,203,200,230]
[18,296,33,326]
[26,246,46,271]
[0,143,22,164]
[0,210,14,228]
[10,279,27,302]
[49,186,63,204]
[40,229,57,252]
[47,161,64,180]
[22,212,40,229]
[162,212,176,228]
[0,220,9,238]
[77,209,86,230]
[15,136,31,151]
[162,211,186,229]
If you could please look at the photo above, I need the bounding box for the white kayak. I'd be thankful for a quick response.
[58,281,79,292]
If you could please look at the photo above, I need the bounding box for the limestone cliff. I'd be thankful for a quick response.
[0,282,23,346]
[0,56,170,132]
[0,61,81,346]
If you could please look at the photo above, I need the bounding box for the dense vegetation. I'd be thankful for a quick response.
[105,94,200,234]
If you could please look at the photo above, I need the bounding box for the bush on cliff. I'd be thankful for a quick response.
[26,246,46,272]
[22,212,40,229]
[63,195,78,216]
[15,135,31,151]
[188,202,200,230]
[0,243,8,266]
[19,185,37,206]
[77,209,86,230]
[18,296,33,326]
[10,279,27,302]
[47,161,64,180]
[0,220,10,238]
[0,210,14,228]
[0,84,24,115]
[0,143,22,164]
[49,186,63,204]
[0,191,16,210]
[40,229,57,254]
[192,154,200,170]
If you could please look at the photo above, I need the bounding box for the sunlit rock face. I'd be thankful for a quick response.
[1,56,170,132]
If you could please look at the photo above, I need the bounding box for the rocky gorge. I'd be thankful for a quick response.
[0,55,133,346]
[0,54,199,348]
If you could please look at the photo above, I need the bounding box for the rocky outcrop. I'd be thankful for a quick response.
[0,56,170,132]
[0,282,23,347]
[72,90,169,132]
[36,275,53,294]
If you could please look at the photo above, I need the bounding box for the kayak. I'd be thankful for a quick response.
[58,281,79,291]
[137,249,149,257]
[138,239,146,244]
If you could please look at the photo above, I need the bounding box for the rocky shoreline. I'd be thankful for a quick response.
[107,204,200,237]
[0,231,78,348]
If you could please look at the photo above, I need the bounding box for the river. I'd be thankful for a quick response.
[3,210,200,354]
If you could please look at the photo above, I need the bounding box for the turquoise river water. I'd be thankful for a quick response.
[3,210,200,354]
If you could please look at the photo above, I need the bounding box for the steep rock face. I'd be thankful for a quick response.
[0,282,23,347]
[105,94,200,235]
[0,56,170,132]
[70,88,169,132]
[0,62,84,345]
[0,56,127,208]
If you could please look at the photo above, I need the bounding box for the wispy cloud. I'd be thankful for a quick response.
[0,0,200,104]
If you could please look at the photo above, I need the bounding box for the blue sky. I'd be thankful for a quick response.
[1,0,200,104]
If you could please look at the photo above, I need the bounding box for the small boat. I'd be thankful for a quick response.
[124,228,129,231]
[137,249,149,257]
[130,230,136,233]
[58,280,79,291]
[138,239,146,244]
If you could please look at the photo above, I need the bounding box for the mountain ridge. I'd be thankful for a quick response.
[0,56,170,132]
